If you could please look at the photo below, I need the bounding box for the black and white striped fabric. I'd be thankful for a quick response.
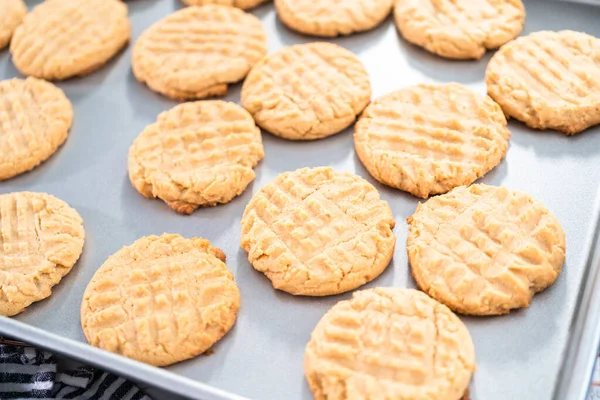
[0,343,152,400]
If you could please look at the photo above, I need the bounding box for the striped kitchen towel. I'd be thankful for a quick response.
[0,341,152,400]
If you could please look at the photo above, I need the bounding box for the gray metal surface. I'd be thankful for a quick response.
[1,0,600,399]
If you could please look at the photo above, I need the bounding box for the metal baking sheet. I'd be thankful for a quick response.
[2,0,600,399]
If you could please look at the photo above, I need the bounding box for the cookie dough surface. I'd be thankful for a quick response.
[486,30,600,135]
[10,0,130,80]
[0,0,27,50]
[240,167,395,296]
[241,42,371,140]
[355,83,510,198]
[0,78,73,180]
[0,192,85,317]
[275,0,393,37]
[128,101,264,214]
[305,288,476,400]
[181,0,268,9]
[133,5,267,100]
[81,234,240,367]
[407,184,566,315]
[394,0,525,59]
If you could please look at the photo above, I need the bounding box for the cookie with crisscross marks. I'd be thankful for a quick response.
[241,42,371,140]
[128,101,264,214]
[394,0,525,59]
[133,5,267,101]
[305,288,476,400]
[0,78,73,181]
[81,234,240,367]
[0,0,27,50]
[10,0,130,80]
[240,167,395,296]
[0,192,85,317]
[275,0,393,37]
[407,184,566,316]
[181,0,268,9]
[355,83,510,199]
[486,30,600,135]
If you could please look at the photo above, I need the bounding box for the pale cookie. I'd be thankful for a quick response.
[0,78,73,181]
[81,233,240,367]
[486,30,600,135]
[0,0,27,50]
[10,0,130,80]
[355,83,510,199]
[407,184,566,316]
[305,288,476,400]
[241,42,371,140]
[275,0,393,37]
[240,167,395,296]
[181,0,268,9]
[128,101,264,214]
[0,192,85,317]
[394,0,525,60]
[133,5,267,101]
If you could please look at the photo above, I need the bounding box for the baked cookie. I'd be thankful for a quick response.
[355,83,510,199]
[0,192,85,317]
[181,0,268,9]
[241,42,371,140]
[0,78,73,181]
[0,0,27,50]
[486,30,600,135]
[394,0,525,59]
[275,0,393,37]
[305,288,476,400]
[240,167,395,296]
[133,5,267,101]
[10,0,130,80]
[407,184,566,316]
[128,101,264,214]
[81,234,240,367]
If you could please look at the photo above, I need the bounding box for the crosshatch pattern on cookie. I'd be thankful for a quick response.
[241,167,395,296]
[0,0,27,50]
[181,0,268,9]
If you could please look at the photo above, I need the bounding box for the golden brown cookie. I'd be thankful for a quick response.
[128,101,264,214]
[132,5,267,101]
[0,78,73,181]
[241,42,371,140]
[0,0,27,50]
[394,0,525,60]
[240,167,395,296]
[181,0,268,9]
[0,192,85,317]
[305,288,476,400]
[407,184,566,316]
[81,233,240,367]
[275,0,393,37]
[355,83,510,199]
[486,30,600,135]
[10,0,130,80]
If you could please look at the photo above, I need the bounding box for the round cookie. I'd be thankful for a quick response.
[355,83,510,199]
[0,0,27,50]
[241,42,371,140]
[275,0,393,37]
[486,30,600,135]
[407,184,566,316]
[240,167,395,296]
[81,233,240,367]
[394,0,525,60]
[10,0,130,80]
[133,5,267,101]
[181,0,268,9]
[305,288,476,400]
[128,101,264,214]
[0,192,85,317]
[0,78,73,181]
